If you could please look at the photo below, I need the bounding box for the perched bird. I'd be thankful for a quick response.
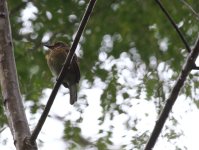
[44,41,80,105]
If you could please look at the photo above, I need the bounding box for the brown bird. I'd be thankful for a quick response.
[44,41,80,105]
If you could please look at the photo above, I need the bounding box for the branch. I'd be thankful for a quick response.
[180,0,199,21]
[30,0,97,144]
[192,66,199,70]
[155,0,191,53]
[0,0,37,150]
[144,36,199,150]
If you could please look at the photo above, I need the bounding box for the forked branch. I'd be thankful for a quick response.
[144,36,199,150]
[144,1,199,149]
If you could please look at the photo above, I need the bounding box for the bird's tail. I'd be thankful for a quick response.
[69,84,77,105]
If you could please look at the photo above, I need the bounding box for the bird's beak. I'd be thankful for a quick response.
[44,43,53,49]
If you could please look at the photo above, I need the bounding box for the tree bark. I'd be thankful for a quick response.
[0,0,37,149]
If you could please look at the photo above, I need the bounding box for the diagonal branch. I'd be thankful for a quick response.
[155,0,191,53]
[144,36,199,150]
[29,0,97,144]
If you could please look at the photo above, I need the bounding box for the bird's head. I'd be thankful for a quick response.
[44,41,69,50]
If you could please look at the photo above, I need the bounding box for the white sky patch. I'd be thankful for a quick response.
[98,51,108,62]
[177,21,184,28]
[20,2,38,34]
[80,88,103,139]
[159,38,169,52]
[42,32,53,43]
[0,128,15,150]
[157,62,173,82]
[149,56,157,68]
[68,14,77,23]
[45,11,52,20]
[195,55,199,66]
[39,117,67,150]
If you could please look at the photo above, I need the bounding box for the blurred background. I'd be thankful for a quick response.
[0,0,199,149]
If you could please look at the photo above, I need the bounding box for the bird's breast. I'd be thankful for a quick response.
[46,49,67,76]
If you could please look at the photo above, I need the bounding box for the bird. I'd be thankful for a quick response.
[44,41,80,105]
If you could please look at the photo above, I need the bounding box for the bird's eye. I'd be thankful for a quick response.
[56,44,62,48]
[61,44,65,48]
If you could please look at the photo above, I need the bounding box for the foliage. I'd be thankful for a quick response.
[1,0,199,149]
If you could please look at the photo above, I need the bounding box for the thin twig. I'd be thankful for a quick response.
[180,0,199,20]
[155,0,191,53]
[192,66,199,70]
[144,36,199,150]
[30,0,97,144]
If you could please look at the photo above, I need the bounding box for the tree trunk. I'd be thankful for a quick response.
[0,0,37,149]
